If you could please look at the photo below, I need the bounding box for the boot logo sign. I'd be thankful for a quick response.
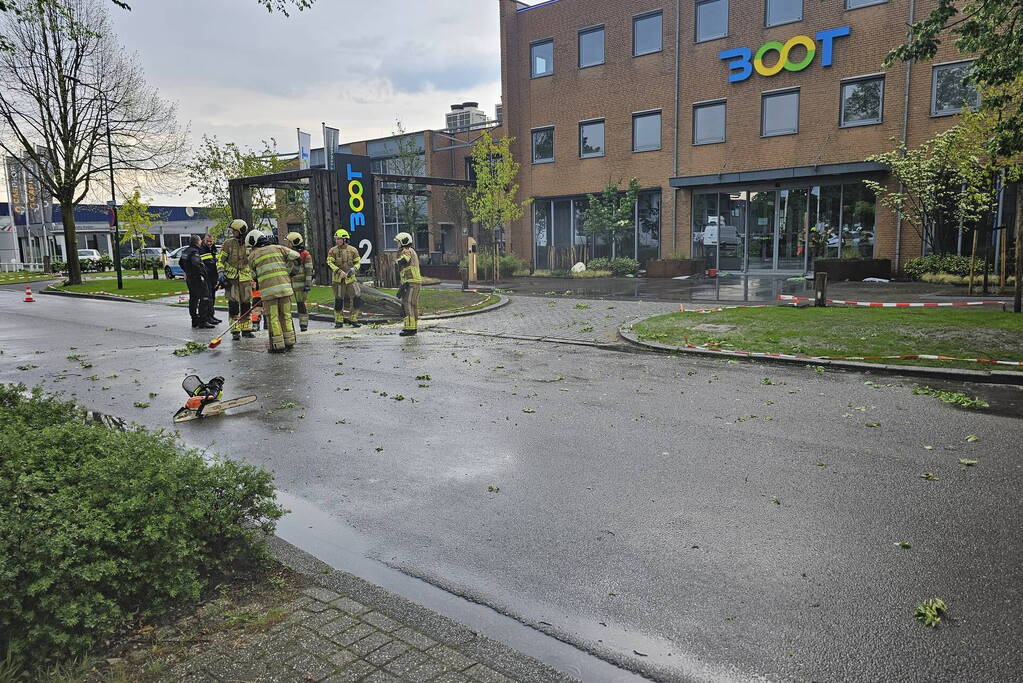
[719,26,850,83]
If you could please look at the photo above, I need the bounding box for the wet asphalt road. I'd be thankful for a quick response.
[2,288,1022,682]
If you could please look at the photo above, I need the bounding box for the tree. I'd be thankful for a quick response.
[885,0,1023,311]
[580,178,640,259]
[388,120,428,247]
[466,131,529,282]
[118,188,156,249]
[0,0,187,285]
[185,136,292,237]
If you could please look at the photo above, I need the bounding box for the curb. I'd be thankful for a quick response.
[618,321,1023,385]
[40,287,147,304]
[266,535,575,683]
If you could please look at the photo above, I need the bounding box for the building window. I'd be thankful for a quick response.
[532,127,555,163]
[696,0,728,43]
[633,11,663,56]
[846,0,886,8]
[632,111,662,152]
[579,119,605,158]
[766,0,802,27]
[761,89,799,136]
[840,76,884,127]
[693,101,726,145]
[531,39,553,78]
[931,61,979,116]
[579,26,604,68]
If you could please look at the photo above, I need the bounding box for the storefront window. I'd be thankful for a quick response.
[534,201,552,270]
[841,182,876,258]
[816,185,842,259]
[637,191,660,264]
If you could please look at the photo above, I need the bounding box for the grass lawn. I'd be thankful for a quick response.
[633,306,1023,371]
[216,285,497,317]
[55,278,190,300]
[0,271,60,285]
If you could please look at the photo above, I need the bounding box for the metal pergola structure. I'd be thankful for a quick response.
[228,168,472,286]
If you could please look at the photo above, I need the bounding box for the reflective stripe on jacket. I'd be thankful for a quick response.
[290,249,314,288]
[217,237,252,281]
[248,245,299,299]
[396,247,422,284]
[327,244,361,284]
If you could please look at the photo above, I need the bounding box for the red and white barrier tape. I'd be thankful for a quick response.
[777,294,1004,308]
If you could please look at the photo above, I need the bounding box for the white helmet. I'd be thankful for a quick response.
[394,231,413,248]
[230,219,248,235]
[245,230,263,249]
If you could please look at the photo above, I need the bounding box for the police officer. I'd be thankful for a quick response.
[286,232,314,332]
[393,231,422,336]
[200,234,221,324]
[216,219,255,341]
[246,230,300,353]
[326,229,363,329]
[180,234,214,329]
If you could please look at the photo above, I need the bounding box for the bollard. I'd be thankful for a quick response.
[814,272,828,307]
[152,264,159,280]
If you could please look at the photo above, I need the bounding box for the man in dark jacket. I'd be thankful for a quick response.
[181,234,215,329]
[200,234,221,324]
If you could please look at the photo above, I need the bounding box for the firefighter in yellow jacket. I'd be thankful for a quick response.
[393,231,422,336]
[246,230,300,353]
[326,229,363,329]
[216,219,255,341]
[285,232,314,331]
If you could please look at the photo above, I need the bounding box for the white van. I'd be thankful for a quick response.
[702,217,740,247]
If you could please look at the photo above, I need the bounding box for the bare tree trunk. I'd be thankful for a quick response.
[1014,187,1022,313]
[61,198,82,285]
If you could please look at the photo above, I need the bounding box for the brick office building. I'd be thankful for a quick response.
[499,0,1006,274]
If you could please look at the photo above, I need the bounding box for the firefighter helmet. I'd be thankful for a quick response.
[230,219,248,235]
[244,230,264,249]
[286,231,304,248]
[394,232,413,248]
[334,229,350,241]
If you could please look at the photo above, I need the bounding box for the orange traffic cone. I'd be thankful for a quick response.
[24,285,35,302]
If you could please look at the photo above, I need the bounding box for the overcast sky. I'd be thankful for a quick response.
[2,0,505,205]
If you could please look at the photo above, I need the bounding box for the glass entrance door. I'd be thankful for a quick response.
[777,189,809,271]
[747,191,776,270]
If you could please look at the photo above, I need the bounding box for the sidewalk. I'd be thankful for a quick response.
[150,537,575,683]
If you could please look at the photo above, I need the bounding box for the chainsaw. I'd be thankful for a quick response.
[173,375,256,423]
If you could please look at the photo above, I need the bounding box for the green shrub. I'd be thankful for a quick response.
[96,255,113,272]
[461,252,527,279]
[0,385,284,668]
[608,257,640,276]
[121,256,139,271]
[586,257,612,271]
[571,269,613,278]
[903,253,987,279]
[49,259,66,274]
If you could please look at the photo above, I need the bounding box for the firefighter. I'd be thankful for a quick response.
[393,231,422,336]
[286,231,314,331]
[216,219,255,341]
[326,229,363,329]
[200,234,221,324]
[180,234,214,329]
[246,230,300,353]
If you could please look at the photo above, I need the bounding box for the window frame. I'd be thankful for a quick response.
[531,126,555,164]
[632,109,663,153]
[839,74,885,128]
[930,59,979,117]
[692,99,727,145]
[765,0,803,28]
[695,0,728,44]
[760,88,800,137]
[845,0,887,9]
[632,10,664,57]
[578,25,605,69]
[578,118,606,159]
[530,38,554,79]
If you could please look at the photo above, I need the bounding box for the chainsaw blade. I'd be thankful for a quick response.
[173,395,257,423]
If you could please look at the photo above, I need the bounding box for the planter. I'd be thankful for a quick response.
[645,259,706,278]
[813,258,891,281]
[420,264,461,280]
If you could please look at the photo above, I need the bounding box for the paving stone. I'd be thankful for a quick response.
[326,647,360,668]
[364,641,409,667]
[287,608,316,624]
[304,600,333,613]
[349,631,393,656]
[287,651,336,681]
[363,671,403,683]
[318,614,360,639]
[303,586,344,603]
[322,660,377,682]
[298,630,342,657]
[432,673,472,683]
[383,650,435,678]
[427,645,477,672]
[393,626,439,651]
[464,664,515,683]
[331,597,371,615]
[407,659,451,683]
[302,608,348,633]
[361,611,402,633]
[334,623,378,646]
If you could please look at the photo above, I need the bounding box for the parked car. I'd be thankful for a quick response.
[77,248,101,262]
[130,247,164,261]
[164,246,187,279]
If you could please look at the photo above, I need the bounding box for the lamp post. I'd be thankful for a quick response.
[69,75,123,289]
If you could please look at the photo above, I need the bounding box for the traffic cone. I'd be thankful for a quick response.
[24,285,35,302]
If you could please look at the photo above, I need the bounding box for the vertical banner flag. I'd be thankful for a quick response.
[297,129,311,170]
[335,153,375,268]
[323,123,340,171]
[4,156,27,227]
